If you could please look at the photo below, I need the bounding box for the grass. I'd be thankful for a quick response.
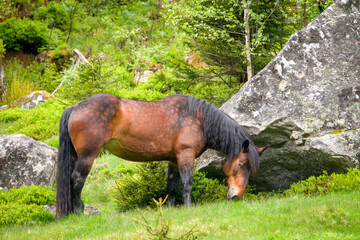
[0,70,36,106]
[0,191,359,239]
[0,153,359,239]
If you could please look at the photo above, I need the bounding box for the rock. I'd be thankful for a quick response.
[7,91,54,110]
[43,205,101,216]
[196,0,360,191]
[0,134,57,189]
[133,62,162,84]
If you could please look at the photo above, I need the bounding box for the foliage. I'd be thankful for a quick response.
[282,0,335,32]
[284,168,360,196]
[0,203,55,226]
[58,57,136,103]
[0,0,17,22]
[132,197,198,240]
[166,0,335,85]
[0,186,55,226]
[0,99,66,147]
[112,162,168,212]
[0,39,5,58]
[34,61,63,93]
[244,168,360,200]
[34,1,69,31]
[165,0,279,84]
[112,162,228,212]
[0,17,49,53]
[0,185,56,205]
[0,70,36,105]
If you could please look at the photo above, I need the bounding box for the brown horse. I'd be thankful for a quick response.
[56,94,266,218]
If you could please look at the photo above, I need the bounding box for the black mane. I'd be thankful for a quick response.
[185,95,260,173]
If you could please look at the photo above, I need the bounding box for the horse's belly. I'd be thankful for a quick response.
[103,138,175,161]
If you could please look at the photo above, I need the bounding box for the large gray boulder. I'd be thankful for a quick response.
[197,0,360,191]
[0,134,57,189]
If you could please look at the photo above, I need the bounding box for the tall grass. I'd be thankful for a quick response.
[1,70,36,105]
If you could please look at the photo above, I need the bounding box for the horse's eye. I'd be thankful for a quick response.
[239,162,245,168]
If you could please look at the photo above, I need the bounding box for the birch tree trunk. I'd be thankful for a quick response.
[244,0,253,81]
[0,59,5,102]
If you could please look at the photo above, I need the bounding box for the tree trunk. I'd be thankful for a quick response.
[244,1,253,81]
[303,0,307,27]
[0,59,5,102]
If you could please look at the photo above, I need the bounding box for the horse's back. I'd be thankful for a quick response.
[68,94,206,161]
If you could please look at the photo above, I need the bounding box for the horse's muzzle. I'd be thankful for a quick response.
[227,187,240,201]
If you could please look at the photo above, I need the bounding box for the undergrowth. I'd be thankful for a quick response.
[244,168,360,200]
[0,99,66,147]
[0,186,55,226]
[112,162,227,212]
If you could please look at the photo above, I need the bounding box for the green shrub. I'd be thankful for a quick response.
[34,61,63,93]
[284,168,360,196]
[0,203,54,226]
[0,186,56,226]
[34,1,69,31]
[245,168,360,200]
[0,17,49,53]
[190,171,227,203]
[59,58,137,103]
[112,162,227,212]
[0,185,56,205]
[112,162,168,212]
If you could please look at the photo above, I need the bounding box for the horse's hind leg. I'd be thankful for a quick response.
[167,162,180,207]
[71,153,98,214]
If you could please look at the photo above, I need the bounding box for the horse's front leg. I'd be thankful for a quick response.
[176,149,195,207]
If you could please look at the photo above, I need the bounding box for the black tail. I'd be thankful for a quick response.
[56,106,76,218]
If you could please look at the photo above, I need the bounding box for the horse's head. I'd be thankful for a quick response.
[223,140,267,200]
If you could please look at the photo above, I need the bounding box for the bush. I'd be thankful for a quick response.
[34,1,69,31]
[0,203,54,226]
[284,168,360,196]
[59,57,137,103]
[112,162,168,212]
[0,185,56,205]
[244,168,360,200]
[0,186,56,226]
[112,162,227,212]
[0,17,49,53]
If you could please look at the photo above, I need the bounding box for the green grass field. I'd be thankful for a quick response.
[1,191,359,239]
[1,154,359,240]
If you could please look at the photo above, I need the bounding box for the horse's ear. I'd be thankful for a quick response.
[241,140,250,153]
[258,146,268,156]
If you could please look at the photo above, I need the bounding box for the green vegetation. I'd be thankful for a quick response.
[1,0,355,239]
[0,18,49,53]
[0,99,65,147]
[1,191,359,239]
[112,161,227,212]
[1,153,359,238]
[0,186,55,226]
